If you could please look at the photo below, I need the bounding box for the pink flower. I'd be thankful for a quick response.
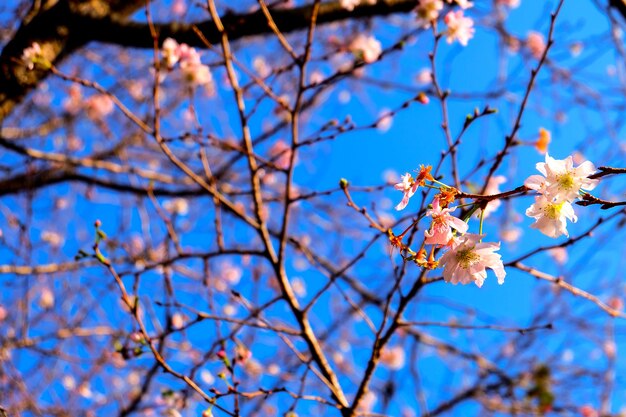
[548,247,568,265]
[22,42,42,70]
[527,31,546,59]
[86,94,114,120]
[269,140,293,170]
[444,10,475,46]
[340,0,360,11]
[525,195,577,238]
[394,166,434,211]
[579,405,598,417]
[172,0,187,16]
[439,234,506,287]
[524,154,598,203]
[424,198,468,245]
[394,173,418,211]
[480,175,506,218]
[415,0,443,28]
[380,345,406,370]
[162,38,181,68]
[350,34,382,64]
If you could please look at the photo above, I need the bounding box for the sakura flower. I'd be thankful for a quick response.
[415,68,432,84]
[394,173,417,211]
[439,233,506,287]
[172,0,187,16]
[269,139,293,170]
[22,42,43,70]
[548,247,568,265]
[524,154,598,202]
[415,0,443,28]
[527,31,546,59]
[579,405,598,417]
[252,56,271,78]
[525,195,577,238]
[444,10,475,46]
[377,109,393,132]
[340,0,360,11]
[479,175,506,218]
[380,345,406,370]
[394,165,435,210]
[162,38,181,69]
[86,94,114,120]
[163,198,189,216]
[500,226,522,243]
[350,34,382,64]
[424,197,468,245]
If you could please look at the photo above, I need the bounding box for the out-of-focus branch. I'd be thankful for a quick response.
[0,0,418,125]
[86,0,417,49]
[0,0,145,124]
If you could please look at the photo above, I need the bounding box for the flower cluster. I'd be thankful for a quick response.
[415,0,475,46]
[524,154,598,238]
[350,34,382,64]
[393,166,505,287]
[393,165,434,210]
[22,42,44,70]
[160,38,215,92]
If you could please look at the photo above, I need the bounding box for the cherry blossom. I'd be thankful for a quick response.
[340,0,360,11]
[439,234,506,287]
[394,173,417,211]
[444,10,475,46]
[161,38,215,90]
[527,31,546,59]
[415,0,443,28]
[394,165,434,211]
[22,42,42,70]
[350,34,382,64]
[380,345,406,370]
[269,139,293,170]
[524,154,598,202]
[525,195,577,238]
[162,38,181,68]
[86,94,114,120]
[479,175,506,218]
[163,198,189,216]
[424,198,468,245]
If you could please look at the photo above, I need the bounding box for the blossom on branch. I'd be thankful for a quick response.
[162,38,181,69]
[394,165,434,210]
[444,10,475,46]
[415,0,443,28]
[350,34,382,64]
[527,31,546,59]
[524,154,598,202]
[424,197,468,245]
[479,175,506,218]
[394,173,417,211]
[525,195,577,238]
[439,234,506,287]
[22,42,43,70]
